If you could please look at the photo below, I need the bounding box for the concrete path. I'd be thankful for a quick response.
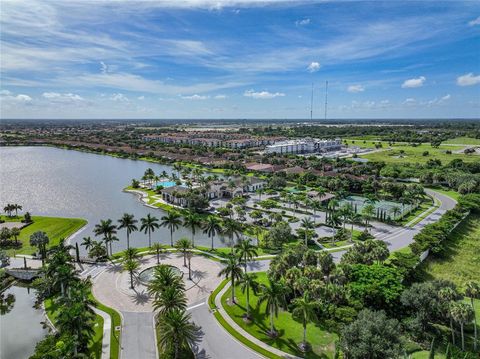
[121,312,157,359]
[92,306,112,359]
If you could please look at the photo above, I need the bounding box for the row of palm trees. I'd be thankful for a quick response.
[3,203,22,217]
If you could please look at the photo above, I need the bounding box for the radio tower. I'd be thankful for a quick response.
[324,80,328,121]
[310,82,314,121]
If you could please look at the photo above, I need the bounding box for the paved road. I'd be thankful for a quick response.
[121,312,157,359]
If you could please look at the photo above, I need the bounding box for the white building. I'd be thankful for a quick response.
[265,138,342,154]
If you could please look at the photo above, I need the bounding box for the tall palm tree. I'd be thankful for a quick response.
[239,272,258,320]
[13,204,22,217]
[300,217,315,246]
[10,227,20,246]
[161,211,182,247]
[292,291,317,352]
[218,254,243,304]
[81,236,95,253]
[439,287,458,346]
[122,258,139,289]
[348,212,362,242]
[361,204,375,232]
[183,212,202,247]
[140,213,160,248]
[451,301,475,351]
[157,309,198,359]
[175,237,192,267]
[29,231,49,266]
[203,215,222,250]
[105,235,119,256]
[222,218,242,250]
[148,265,184,301]
[465,281,479,351]
[153,285,187,316]
[258,279,287,337]
[151,242,165,264]
[94,219,117,255]
[118,213,138,249]
[235,238,258,272]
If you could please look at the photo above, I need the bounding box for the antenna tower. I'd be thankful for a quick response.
[324,80,328,121]
[310,83,314,121]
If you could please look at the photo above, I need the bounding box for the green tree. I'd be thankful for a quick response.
[300,217,315,246]
[451,301,474,351]
[161,211,182,247]
[123,258,139,289]
[292,291,317,352]
[183,212,202,247]
[175,237,192,267]
[29,231,49,266]
[218,254,243,304]
[258,279,287,337]
[222,218,242,250]
[151,242,165,264]
[10,227,20,246]
[235,238,258,272]
[465,281,479,351]
[153,285,187,316]
[239,272,258,320]
[81,236,94,253]
[93,219,117,256]
[118,213,138,249]
[140,213,159,248]
[202,215,222,250]
[157,309,198,359]
[148,265,183,301]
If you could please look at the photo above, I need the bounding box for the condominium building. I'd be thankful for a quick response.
[265,138,342,154]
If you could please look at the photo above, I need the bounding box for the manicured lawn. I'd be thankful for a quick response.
[5,216,87,256]
[221,272,337,358]
[360,142,478,164]
[417,214,480,290]
[443,136,480,145]
[45,297,104,359]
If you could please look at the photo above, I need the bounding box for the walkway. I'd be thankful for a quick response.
[92,306,112,359]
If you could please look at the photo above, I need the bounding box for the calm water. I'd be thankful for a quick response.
[0,285,47,359]
[0,146,225,254]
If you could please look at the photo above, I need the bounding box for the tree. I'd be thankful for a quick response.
[148,265,184,301]
[218,254,243,304]
[465,281,479,351]
[258,279,287,337]
[202,215,222,250]
[362,204,376,231]
[300,217,315,246]
[122,258,139,289]
[153,285,187,316]
[183,212,202,247]
[342,239,389,265]
[239,272,258,320]
[81,236,95,253]
[264,221,292,249]
[450,301,474,351]
[439,286,458,346]
[292,291,317,352]
[118,213,138,249]
[161,211,182,247]
[9,227,20,246]
[175,237,192,267]
[235,238,258,272]
[93,219,117,256]
[157,309,198,359]
[140,213,159,248]
[151,242,165,264]
[222,218,242,250]
[339,309,402,359]
[29,231,49,266]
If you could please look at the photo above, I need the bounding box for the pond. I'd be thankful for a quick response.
[0,284,47,359]
[0,146,227,254]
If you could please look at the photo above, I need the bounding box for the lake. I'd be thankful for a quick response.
[0,146,227,254]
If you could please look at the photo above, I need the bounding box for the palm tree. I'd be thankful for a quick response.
[465,281,479,351]
[439,287,458,346]
[218,254,243,304]
[222,218,242,250]
[235,238,258,272]
[122,258,139,289]
[239,272,258,320]
[300,217,315,246]
[81,236,95,253]
[10,227,20,246]
[153,285,187,316]
[151,242,165,264]
[172,163,182,178]
[451,301,474,351]
[292,291,317,352]
[361,204,375,232]
[175,237,192,267]
[93,219,117,256]
[157,309,198,359]
[258,279,287,337]
[161,211,182,247]
[29,231,49,266]
[13,204,22,217]
[203,215,222,250]
[140,214,160,248]
[123,247,140,261]
[348,212,362,242]
[118,213,138,249]
[390,205,401,221]
[105,235,119,256]
[183,212,202,247]
[148,265,184,302]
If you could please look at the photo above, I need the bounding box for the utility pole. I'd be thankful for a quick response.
[324,80,328,121]
[310,82,314,121]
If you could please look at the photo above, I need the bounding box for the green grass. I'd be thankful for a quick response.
[359,142,478,164]
[88,292,122,359]
[221,272,337,358]
[416,213,480,291]
[45,297,104,358]
[443,136,480,145]
[426,187,461,201]
[5,216,87,256]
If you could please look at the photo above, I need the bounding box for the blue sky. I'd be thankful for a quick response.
[1,0,479,120]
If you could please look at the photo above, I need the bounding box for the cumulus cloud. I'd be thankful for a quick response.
[295,18,310,26]
[42,92,84,101]
[0,90,32,103]
[457,73,480,86]
[214,94,227,99]
[401,76,426,88]
[110,93,129,102]
[181,94,209,100]
[307,62,321,73]
[468,16,480,26]
[441,94,451,101]
[243,89,285,99]
[347,84,365,93]
[403,98,416,106]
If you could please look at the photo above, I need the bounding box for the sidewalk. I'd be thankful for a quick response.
[92,306,112,359]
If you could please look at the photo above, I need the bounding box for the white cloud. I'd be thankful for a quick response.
[100,61,109,74]
[0,90,12,95]
[441,94,451,101]
[138,95,145,100]
[244,89,285,99]
[457,73,480,86]
[42,92,84,101]
[110,93,129,102]
[347,84,365,93]
[214,94,227,99]
[403,98,416,106]
[307,62,321,73]
[401,76,426,88]
[180,94,209,100]
[295,18,310,26]
[0,90,32,103]
[468,16,480,26]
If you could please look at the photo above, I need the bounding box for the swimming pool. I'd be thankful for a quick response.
[157,181,177,188]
